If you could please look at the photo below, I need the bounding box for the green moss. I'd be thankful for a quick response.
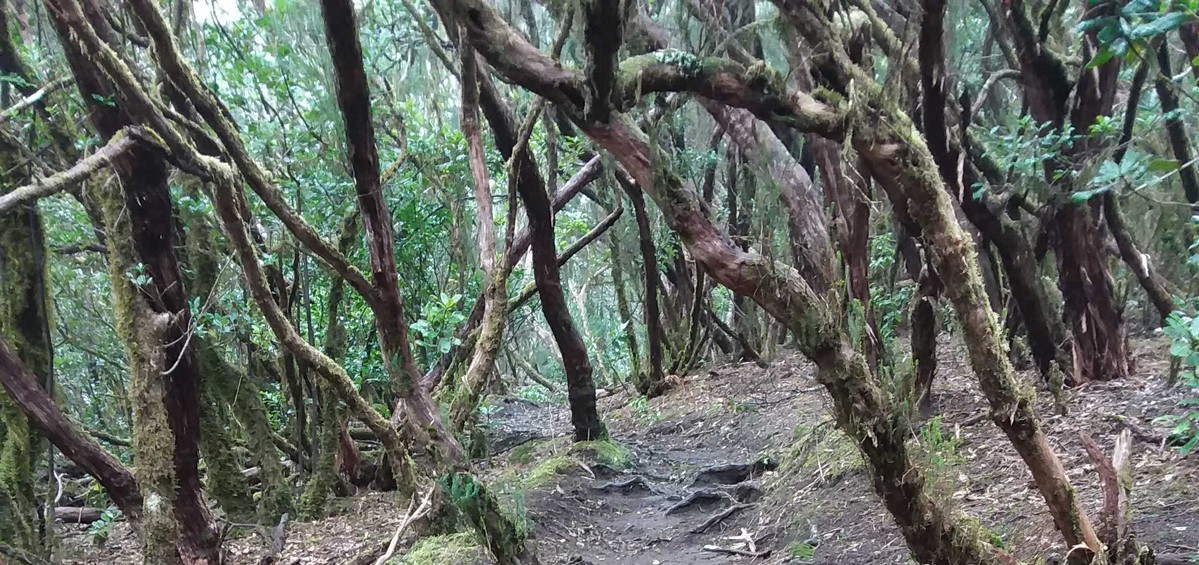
[569,439,631,469]
[507,442,539,465]
[0,154,53,553]
[391,532,490,565]
[787,541,816,559]
[520,455,575,489]
[98,174,181,562]
[199,393,254,520]
[782,422,862,480]
[300,386,341,520]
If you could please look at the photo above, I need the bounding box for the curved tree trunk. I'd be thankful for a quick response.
[448,43,511,437]
[703,101,834,293]
[318,0,465,476]
[810,137,879,369]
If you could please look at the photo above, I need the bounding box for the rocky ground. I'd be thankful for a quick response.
[58,336,1199,564]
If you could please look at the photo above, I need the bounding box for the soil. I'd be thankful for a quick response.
[57,336,1199,564]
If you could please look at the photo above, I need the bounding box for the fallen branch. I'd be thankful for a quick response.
[374,485,436,565]
[691,503,753,534]
[54,506,103,524]
[701,544,770,558]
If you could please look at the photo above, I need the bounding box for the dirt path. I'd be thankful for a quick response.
[496,338,1199,565]
[58,338,1199,564]
[498,357,809,565]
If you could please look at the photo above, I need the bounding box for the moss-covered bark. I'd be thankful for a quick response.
[447,46,512,438]
[0,10,53,550]
[0,164,52,556]
[177,185,255,522]
[301,213,356,519]
[236,351,293,522]
[98,177,181,564]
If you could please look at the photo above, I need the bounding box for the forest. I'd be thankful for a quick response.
[0,0,1198,561]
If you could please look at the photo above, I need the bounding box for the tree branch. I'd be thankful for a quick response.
[0,127,139,215]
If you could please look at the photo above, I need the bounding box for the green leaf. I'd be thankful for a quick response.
[971,183,987,201]
[1076,16,1115,33]
[1088,46,1118,69]
[1129,11,1189,39]
[1070,185,1112,203]
[1147,158,1180,173]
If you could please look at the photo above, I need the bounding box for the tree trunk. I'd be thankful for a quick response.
[703,101,834,293]
[616,173,668,397]
[0,94,51,556]
[1001,0,1129,384]
[302,212,358,517]
[607,197,642,380]
[448,43,512,437]
[319,0,464,474]
[474,73,605,441]
[1154,45,1199,207]
[810,136,879,369]
[45,1,223,560]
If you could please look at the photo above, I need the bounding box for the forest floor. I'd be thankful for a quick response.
[58,336,1199,564]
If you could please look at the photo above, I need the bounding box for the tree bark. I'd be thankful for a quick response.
[474,73,606,441]
[319,0,464,471]
[616,173,667,397]
[448,41,512,437]
[0,59,53,554]
[703,101,834,293]
[810,137,879,369]
[0,338,143,526]
[1153,44,1199,207]
[44,0,221,559]
[608,201,642,379]
[1002,0,1129,384]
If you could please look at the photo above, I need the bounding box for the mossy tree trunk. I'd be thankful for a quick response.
[178,184,256,522]
[301,213,357,518]
[0,131,52,559]
[0,4,60,553]
[45,0,222,560]
[447,43,512,438]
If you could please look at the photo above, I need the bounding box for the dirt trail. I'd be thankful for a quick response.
[498,337,1199,564]
[499,356,807,565]
[58,338,1199,564]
